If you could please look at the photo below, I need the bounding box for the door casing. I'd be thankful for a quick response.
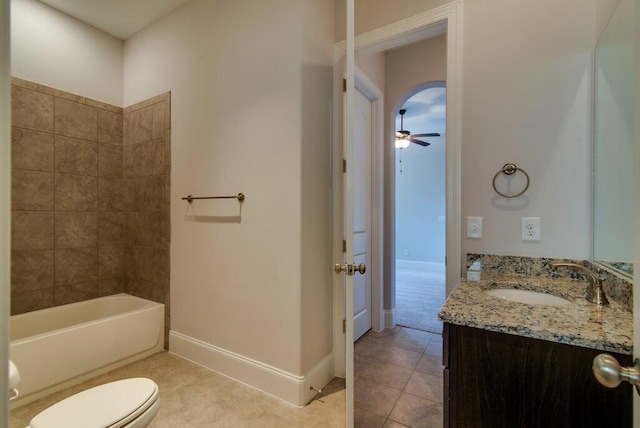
[332,1,463,378]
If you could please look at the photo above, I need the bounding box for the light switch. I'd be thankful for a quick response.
[467,216,483,239]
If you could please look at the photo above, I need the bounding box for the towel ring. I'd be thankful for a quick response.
[492,163,530,198]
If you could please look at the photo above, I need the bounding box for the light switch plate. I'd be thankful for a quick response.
[467,216,483,239]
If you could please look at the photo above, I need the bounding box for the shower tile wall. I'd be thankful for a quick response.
[123,94,171,340]
[10,78,171,339]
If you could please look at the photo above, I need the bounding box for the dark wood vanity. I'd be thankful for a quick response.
[443,323,633,428]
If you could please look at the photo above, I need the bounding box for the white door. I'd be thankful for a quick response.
[353,87,372,341]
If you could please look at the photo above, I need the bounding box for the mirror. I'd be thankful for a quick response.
[593,0,635,278]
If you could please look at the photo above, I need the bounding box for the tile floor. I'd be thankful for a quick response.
[355,326,444,428]
[10,326,443,428]
[10,353,346,427]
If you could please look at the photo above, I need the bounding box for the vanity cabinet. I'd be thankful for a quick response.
[443,323,632,428]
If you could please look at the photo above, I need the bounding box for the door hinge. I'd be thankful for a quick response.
[342,78,347,92]
[343,159,346,173]
[342,319,346,333]
[342,240,346,253]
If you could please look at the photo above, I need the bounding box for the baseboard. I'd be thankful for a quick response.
[396,260,446,274]
[384,309,395,329]
[169,330,334,407]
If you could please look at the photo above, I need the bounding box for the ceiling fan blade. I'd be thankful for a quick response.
[410,138,430,147]
[411,133,441,137]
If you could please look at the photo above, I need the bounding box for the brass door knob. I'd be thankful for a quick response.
[355,263,366,274]
[334,263,346,275]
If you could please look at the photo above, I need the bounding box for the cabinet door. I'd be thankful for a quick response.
[446,324,632,428]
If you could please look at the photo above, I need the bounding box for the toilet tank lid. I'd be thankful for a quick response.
[30,378,158,428]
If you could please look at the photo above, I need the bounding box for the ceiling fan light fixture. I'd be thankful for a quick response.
[395,138,410,149]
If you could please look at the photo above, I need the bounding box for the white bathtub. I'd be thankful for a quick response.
[10,293,164,407]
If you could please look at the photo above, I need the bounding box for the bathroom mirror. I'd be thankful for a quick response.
[592,0,635,279]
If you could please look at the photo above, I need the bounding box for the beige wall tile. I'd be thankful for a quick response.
[86,99,122,114]
[55,212,98,248]
[38,84,85,103]
[131,211,167,248]
[98,245,125,279]
[99,178,132,212]
[131,175,165,212]
[11,289,55,315]
[11,249,54,292]
[164,129,171,166]
[12,127,54,171]
[98,109,123,144]
[123,106,153,145]
[152,102,165,139]
[12,170,54,210]
[11,77,38,90]
[98,212,126,245]
[124,139,165,178]
[98,143,123,178]
[132,247,169,284]
[99,277,127,296]
[54,98,98,141]
[55,173,98,211]
[55,281,99,306]
[55,136,98,176]
[11,85,54,132]
[12,211,54,250]
[54,247,98,286]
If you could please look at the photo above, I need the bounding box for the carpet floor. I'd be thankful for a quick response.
[395,267,445,334]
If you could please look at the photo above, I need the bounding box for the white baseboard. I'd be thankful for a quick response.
[395,260,445,274]
[384,309,395,329]
[169,330,334,407]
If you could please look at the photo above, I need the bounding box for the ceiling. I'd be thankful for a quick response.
[37,0,191,40]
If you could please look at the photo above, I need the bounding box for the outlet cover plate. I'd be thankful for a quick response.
[522,217,540,241]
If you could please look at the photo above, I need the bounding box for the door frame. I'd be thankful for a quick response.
[332,1,463,377]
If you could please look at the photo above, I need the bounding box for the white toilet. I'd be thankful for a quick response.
[10,360,160,428]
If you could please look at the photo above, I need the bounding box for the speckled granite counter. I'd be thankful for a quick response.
[439,272,633,355]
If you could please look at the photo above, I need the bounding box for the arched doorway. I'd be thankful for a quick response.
[394,84,446,333]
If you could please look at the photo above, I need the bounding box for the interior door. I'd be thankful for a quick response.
[353,87,372,341]
[343,0,355,426]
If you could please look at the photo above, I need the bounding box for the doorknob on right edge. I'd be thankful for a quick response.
[593,353,640,394]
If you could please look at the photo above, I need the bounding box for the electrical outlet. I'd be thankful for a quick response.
[522,217,540,241]
[467,216,483,239]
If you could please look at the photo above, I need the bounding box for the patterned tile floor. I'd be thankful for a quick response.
[355,326,444,427]
[10,326,442,428]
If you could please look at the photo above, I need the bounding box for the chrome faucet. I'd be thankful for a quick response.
[550,263,609,306]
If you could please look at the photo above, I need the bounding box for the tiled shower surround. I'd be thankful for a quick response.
[10,77,171,338]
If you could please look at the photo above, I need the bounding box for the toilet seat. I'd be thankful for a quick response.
[29,378,159,428]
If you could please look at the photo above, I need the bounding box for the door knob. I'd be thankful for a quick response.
[593,353,640,393]
[333,263,367,276]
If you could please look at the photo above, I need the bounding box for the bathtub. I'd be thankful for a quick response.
[10,293,164,407]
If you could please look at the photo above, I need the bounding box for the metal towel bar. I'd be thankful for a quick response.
[182,193,245,203]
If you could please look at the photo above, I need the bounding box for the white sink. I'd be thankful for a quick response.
[485,288,572,306]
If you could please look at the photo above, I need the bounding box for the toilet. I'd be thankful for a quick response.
[27,378,159,428]
[10,360,159,428]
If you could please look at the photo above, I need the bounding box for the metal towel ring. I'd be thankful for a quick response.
[492,163,530,198]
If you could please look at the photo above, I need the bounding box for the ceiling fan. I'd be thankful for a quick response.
[395,109,440,147]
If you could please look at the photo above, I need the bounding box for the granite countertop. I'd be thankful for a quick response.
[438,273,633,355]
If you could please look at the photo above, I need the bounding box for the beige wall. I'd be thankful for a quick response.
[356,52,385,91]
[124,0,334,377]
[11,0,124,106]
[351,0,594,264]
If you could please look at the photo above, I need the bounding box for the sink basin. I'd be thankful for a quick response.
[485,288,572,306]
